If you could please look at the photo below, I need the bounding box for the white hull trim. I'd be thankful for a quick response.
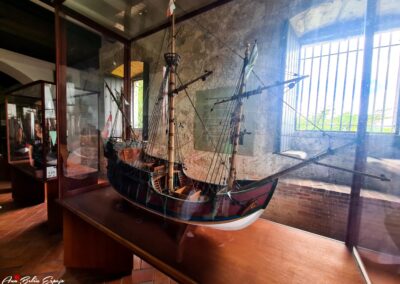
[199,209,264,231]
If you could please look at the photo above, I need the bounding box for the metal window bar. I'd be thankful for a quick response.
[339,41,350,130]
[281,24,300,152]
[370,33,382,131]
[296,48,307,130]
[322,42,332,129]
[395,57,400,134]
[330,41,341,130]
[291,29,400,133]
[381,33,393,132]
[349,38,361,130]
[305,46,315,129]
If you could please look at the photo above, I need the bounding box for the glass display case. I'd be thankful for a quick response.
[53,0,400,282]
[0,95,9,180]
[6,81,57,180]
[62,84,101,190]
[0,96,6,157]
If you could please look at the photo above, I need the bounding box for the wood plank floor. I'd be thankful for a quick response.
[1,182,365,283]
[358,248,400,284]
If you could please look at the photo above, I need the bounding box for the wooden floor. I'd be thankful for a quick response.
[358,248,400,284]
[0,181,370,283]
[61,187,365,284]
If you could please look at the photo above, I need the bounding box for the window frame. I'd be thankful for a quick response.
[282,19,400,136]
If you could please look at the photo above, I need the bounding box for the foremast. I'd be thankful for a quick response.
[166,5,178,192]
[227,45,251,189]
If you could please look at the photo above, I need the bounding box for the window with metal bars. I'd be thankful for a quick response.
[294,29,400,133]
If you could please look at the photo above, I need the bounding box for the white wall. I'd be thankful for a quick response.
[0,48,55,83]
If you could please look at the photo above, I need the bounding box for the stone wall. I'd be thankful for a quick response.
[128,0,400,193]
[131,0,317,181]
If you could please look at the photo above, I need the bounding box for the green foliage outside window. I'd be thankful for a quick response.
[297,109,395,133]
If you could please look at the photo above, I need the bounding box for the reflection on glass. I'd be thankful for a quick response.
[64,0,218,38]
[65,83,99,178]
[356,0,400,281]
[28,121,43,168]
[7,84,41,164]
[44,83,57,178]
[59,19,122,192]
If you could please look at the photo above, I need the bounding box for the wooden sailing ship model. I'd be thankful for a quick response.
[103,0,388,230]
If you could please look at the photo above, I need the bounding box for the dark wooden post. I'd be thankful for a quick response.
[345,0,377,248]
[55,3,67,199]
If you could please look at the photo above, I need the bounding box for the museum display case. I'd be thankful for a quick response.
[51,0,399,282]
[61,84,101,190]
[55,16,125,196]
[6,81,57,180]
[4,81,58,211]
[0,96,9,180]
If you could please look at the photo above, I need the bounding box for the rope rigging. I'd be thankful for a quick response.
[172,2,333,143]
[114,1,353,187]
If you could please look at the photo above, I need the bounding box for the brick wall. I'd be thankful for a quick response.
[263,178,400,255]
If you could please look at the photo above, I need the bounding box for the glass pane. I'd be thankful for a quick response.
[59,18,125,194]
[77,0,370,244]
[0,97,6,160]
[57,1,382,281]
[7,84,43,178]
[64,0,219,38]
[43,83,57,179]
[276,0,368,242]
[356,0,400,282]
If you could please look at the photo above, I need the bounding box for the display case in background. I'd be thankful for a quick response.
[61,84,101,191]
[5,81,58,216]
[0,95,10,180]
[56,11,135,197]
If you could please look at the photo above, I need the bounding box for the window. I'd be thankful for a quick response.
[291,29,400,133]
[132,79,143,129]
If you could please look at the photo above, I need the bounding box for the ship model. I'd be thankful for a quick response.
[103,1,388,230]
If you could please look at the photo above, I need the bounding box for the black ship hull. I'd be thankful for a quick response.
[105,141,278,230]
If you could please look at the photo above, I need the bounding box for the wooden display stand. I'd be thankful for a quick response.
[10,163,61,232]
[63,209,133,274]
[63,163,99,192]
[10,163,45,205]
[0,154,10,180]
[60,186,363,284]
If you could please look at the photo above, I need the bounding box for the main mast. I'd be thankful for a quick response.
[166,4,178,192]
[227,45,250,189]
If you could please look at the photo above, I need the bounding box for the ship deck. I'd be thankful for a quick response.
[59,186,364,283]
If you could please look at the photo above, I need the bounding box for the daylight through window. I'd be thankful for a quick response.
[295,29,400,133]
